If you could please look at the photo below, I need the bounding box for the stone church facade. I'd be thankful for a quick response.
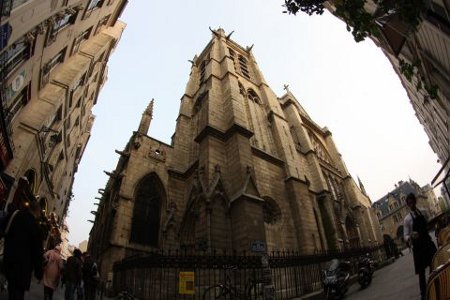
[89,28,382,278]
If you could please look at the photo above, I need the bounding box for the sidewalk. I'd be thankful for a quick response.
[0,279,112,300]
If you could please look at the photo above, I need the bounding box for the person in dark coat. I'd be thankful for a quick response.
[64,248,83,300]
[82,252,99,300]
[403,193,437,300]
[3,201,43,300]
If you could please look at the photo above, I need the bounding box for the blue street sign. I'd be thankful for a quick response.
[251,240,266,253]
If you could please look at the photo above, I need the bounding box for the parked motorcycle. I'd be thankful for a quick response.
[116,288,136,300]
[357,253,375,288]
[322,259,351,300]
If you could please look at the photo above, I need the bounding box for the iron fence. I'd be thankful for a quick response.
[113,245,385,300]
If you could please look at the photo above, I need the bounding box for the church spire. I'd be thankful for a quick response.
[137,99,154,135]
[358,176,368,198]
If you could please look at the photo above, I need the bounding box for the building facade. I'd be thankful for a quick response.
[0,0,126,226]
[441,184,450,211]
[326,0,449,174]
[89,28,382,279]
[373,179,441,243]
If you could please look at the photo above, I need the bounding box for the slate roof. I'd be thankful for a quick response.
[373,180,418,216]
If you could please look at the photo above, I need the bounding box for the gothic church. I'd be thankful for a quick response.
[89,28,382,277]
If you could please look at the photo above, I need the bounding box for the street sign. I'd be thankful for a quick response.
[179,271,195,295]
[251,240,266,253]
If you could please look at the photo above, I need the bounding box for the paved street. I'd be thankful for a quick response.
[0,248,431,300]
[0,280,110,300]
[345,249,423,300]
[0,280,68,299]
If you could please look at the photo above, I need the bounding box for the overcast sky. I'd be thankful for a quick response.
[67,1,442,245]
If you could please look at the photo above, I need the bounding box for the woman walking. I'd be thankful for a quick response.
[43,245,64,300]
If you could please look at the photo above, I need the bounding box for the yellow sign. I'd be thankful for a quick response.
[179,271,195,295]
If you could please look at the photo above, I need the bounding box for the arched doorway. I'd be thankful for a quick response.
[345,216,360,248]
[129,173,165,247]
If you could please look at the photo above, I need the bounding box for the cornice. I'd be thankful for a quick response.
[168,160,199,180]
[251,147,284,167]
[194,123,253,143]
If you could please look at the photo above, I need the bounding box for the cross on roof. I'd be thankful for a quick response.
[283,84,290,92]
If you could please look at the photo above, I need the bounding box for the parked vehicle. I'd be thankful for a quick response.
[357,253,375,288]
[322,259,351,300]
[116,288,136,300]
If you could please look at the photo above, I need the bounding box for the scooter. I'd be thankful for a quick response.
[322,259,351,300]
[357,253,375,288]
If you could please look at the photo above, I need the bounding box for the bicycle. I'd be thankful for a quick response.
[202,265,264,300]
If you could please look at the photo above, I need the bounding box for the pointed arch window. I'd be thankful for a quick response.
[247,89,261,104]
[238,55,250,79]
[238,82,246,96]
[130,173,164,247]
[262,197,282,225]
[308,131,333,165]
[199,60,206,84]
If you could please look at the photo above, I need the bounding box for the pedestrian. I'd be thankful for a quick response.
[2,201,43,300]
[64,248,83,300]
[46,227,62,251]
[403,193,437,300]
[82,252,100,300]
[43,244,64,300]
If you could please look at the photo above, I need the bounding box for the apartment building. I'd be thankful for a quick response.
[326,0,449,174]
[0,0,126,224]
[373,179,441,242]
